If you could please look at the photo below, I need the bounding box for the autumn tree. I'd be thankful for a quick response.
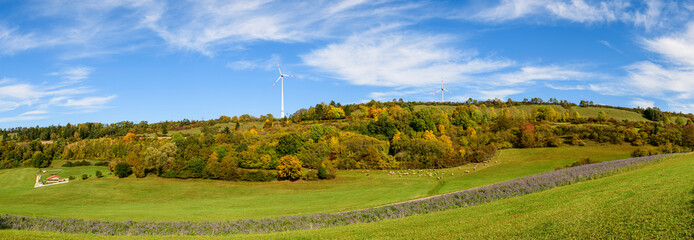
[277,155,302,181]
[126,151,145,178]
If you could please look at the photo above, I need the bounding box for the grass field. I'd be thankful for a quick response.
[0,144,638,222]
[1,150,690,239]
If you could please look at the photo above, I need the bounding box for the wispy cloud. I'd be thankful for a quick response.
[144,0,424,56]
[226,55,280,71]
[0,69,115,126]
[491,66,594,86]
[469,0,688,31]
[598,40,622,54]
[63,95,116,108]
[49,66,94,81]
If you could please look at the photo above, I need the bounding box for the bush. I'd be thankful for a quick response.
[95,170,103,178]
[68,176,75,180]
[303,169,318,181]
[568,158,599,167]
[114,162,133,178]
[81,174,88,180]
[94,161,109,166]
[317,160,337,179]
[240,170,276,182]
[62,160,92,167]
[317,165,328,179]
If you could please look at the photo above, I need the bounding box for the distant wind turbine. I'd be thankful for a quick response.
[272,63,295,118]
[433,79,452,102]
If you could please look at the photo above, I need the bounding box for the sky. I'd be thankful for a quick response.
[1,0,694,128]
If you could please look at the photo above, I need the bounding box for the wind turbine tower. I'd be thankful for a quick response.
[273,63,294,118]
[433,79,452,102]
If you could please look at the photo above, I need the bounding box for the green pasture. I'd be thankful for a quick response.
[1,148,690,239]
[0,144,637,222]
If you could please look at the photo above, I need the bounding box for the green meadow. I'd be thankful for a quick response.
[0,144,637,222]
[2,149,690,239]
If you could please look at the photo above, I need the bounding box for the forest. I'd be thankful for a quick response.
[1,98,693,182]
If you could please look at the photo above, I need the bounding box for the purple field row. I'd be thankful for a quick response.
[0,154,675,236]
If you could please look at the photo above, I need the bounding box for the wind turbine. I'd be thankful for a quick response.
[433,79,452,102]
[272,63,294,118]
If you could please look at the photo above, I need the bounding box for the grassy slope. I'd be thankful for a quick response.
[0,145,637,222]
[2,151,691,239]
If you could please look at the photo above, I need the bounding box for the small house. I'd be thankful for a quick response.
[45,175,66,184]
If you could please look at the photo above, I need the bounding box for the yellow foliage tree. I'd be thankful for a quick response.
[277,155,303,181]
[124,132,137,143]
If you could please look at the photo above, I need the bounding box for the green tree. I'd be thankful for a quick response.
[277,133,303,156]
[643,107,663,121]
[277,155,302,181]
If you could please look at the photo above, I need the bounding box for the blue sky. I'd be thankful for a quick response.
[1,0,694,128]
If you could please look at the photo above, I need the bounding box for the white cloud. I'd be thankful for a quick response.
[586,20,694,114]
[0,115,47,123]
[20,110,48,116]
[368,89,430,101]
[642,23,694,66]
[630,98,655,108]
[302,31,512,87]
[63,95,116,108]
[545,84,587,90]
[0,25,45,55]
[477,89,523,100]
[0,74,115,126]
[492,66,593,86]
[49,66,94,81]
[473,0,548,22]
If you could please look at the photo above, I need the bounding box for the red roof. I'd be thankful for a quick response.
[46,175,63,180]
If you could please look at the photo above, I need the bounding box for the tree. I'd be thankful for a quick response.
[95,170,103,178]
[598,111,607,121]
[126,151,145,178]
[277,155,302,181]
[30,151,47,168]
[114,162,133,178]
[277,133,303,156]
[123,132,137,143]
[317,164,329,179]
[643,107,663,121]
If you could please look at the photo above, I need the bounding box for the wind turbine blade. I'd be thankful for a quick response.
[433,90,442,95]
[284,74,295,78]
[272,76,281,87]
[277,62,282,75]
[445,89,452,94]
